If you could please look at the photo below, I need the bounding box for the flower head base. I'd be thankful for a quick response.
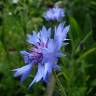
[44,7,64,21]
[13,24,70,88]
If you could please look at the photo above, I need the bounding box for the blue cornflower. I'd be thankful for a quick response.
[44,7,64,21]
[13,24,70,88]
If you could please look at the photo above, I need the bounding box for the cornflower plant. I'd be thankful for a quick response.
[13,6,70,89]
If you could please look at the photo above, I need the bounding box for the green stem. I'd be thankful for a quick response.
[45,75,56,96]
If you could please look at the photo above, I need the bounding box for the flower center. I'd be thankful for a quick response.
[29,47,43,64]
[32,52,43,63]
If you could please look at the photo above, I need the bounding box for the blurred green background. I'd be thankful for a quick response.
[0,0,96,96]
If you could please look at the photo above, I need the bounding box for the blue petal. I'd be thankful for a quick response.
[47,39,55,52]
[53,64,60,71]
[20,51,29,55]
[56,51,64,57]
[29,64,44,88]
[44,39,59,53]
[13,64,32,82]
[39,26,51,43]
[42,40,59,63]
[20,51,30,64]
[43,63,60,82]
[43,62,52,82]
[54,23,70,49]
[27,32,39,45]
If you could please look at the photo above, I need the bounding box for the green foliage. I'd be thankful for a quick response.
[0,0,96,96]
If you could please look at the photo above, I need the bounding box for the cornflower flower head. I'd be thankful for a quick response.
[13,23,70,88]
[44,7,64,21]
